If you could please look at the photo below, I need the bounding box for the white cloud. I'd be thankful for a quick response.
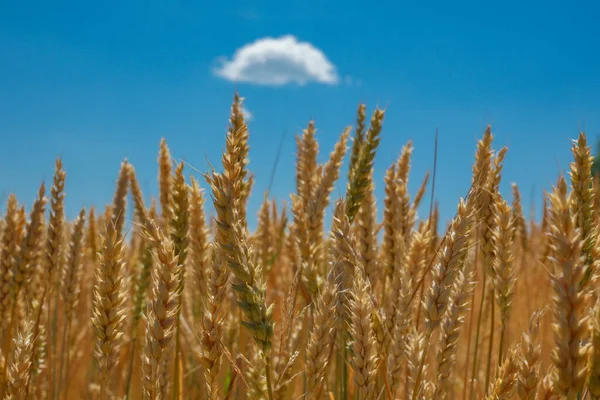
[214,35,339,86]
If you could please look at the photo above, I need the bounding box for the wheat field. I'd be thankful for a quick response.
[0,92,598,400]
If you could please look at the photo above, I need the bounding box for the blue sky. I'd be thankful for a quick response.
[1,0,599,229]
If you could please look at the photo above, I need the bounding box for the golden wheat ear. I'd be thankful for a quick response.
[45,158,66,292]
[0,194,20,323]
[91,219,127,398]
[491,197,516,363]
[548,177,591,398]
[433,270,476,400]
[485,345,519,400]
[140,218,181,400]
[158,137,173,225]
[305,270,337,398]
[516,309,543,400]
[5,318,35,399]
[348,270,378,400]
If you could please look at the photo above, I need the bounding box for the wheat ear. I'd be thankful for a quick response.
[91,219,127,398]
[548,177,591,398]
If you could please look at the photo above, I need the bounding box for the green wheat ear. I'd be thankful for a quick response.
[346,108,384,222]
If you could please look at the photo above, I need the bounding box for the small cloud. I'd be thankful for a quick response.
[214,35,339,86]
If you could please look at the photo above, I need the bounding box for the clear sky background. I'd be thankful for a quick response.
[1,0,599,229]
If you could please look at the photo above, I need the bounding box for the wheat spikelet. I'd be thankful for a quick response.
[386,266,412,396]
[413,171,430,211]
[434,270,476,399]
[569,132,595,258]
[396,166,412,247]
[291,195,310,287]
[406,228,432,286]
[346,108,384,222]
[423,199,472,334]
[296,121,319,210]
[511,183,529,252]
[111,160,130,238]
[382,163,398,283]
[273,278,302,400]
[471,126,494,190]
[5,319,34,400]
[427,201,440,250]
[348,270,378,400]
[330,200,355,317]
[86,207,98,264]
[158,138,173,224]
[256,193,273,274]
[202,122,273,397]
[136,236,153,307]
[91,219,127,394]
[406,329,428,400]
[355,180,378,290]
[224,93,252,231]
[548,176,591,398]
[170,161,190,395]
[171,161,189,267]
[128,163,149,227]
[479,147,507,277]
[244,343,267,398]
[304,127,350,297]
[311,126,350,243]
[305,271,337,398]
[45,158,66,291]
[12,184,47,308]
[229,93,252,227]
[589,300,600,399]
[396,140,413,183]
[384,230,427,352]
[348,103,367,184]
[0,195,19,322]
[197,244,228,400]
[224,220,274,353]
[485,345,518,400]
[189,177,210,305]
[30,321,47,393]
[198,132,254,399]
[407,172,430,231]
[61,209,86,322]
[491,197,516,357]
[15,205,26,249]
[516,310,543,400]
[537,371,560,400]
[206,126,274,355]
[141,218,181,400]
[589,299,600,400]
